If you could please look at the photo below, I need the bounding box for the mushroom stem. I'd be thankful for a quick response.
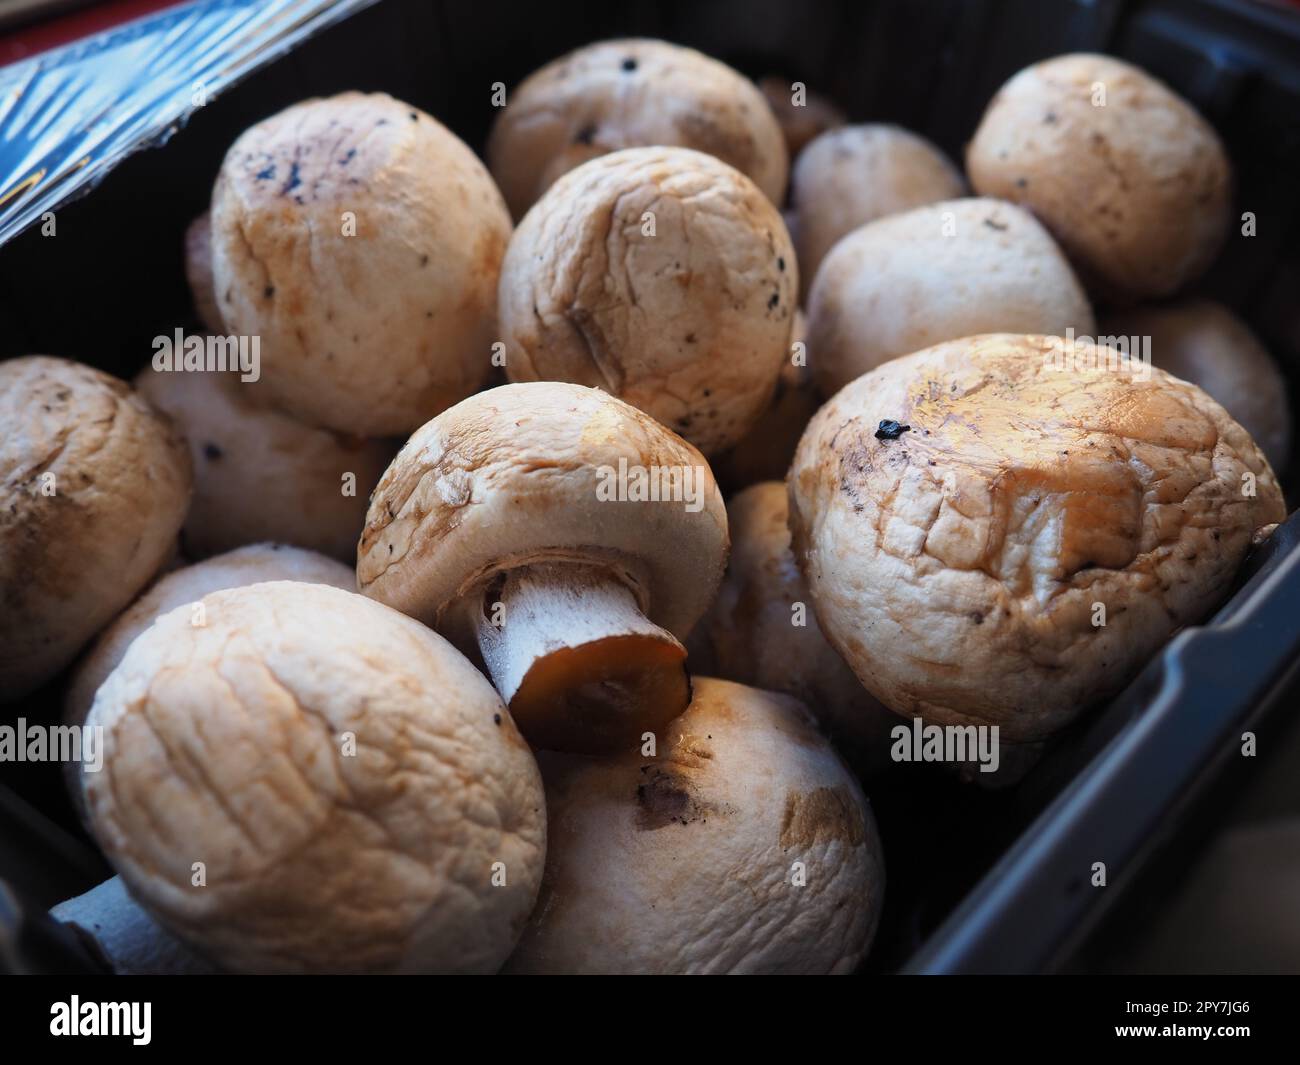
[475,562,690,753]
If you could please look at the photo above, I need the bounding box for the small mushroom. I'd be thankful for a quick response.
[488,38,788,219]
[499,147,797,455]
[967,53,1232,302]
[791,124,964,298]
[696,482,895,771]
[1101,300,1293,475]
[806,197,1095,396]
[357,382,728,754]
[135,366,396,561]
[504,678,884,974]
[210,92,512,436]
[0,357,191,701]
[183,212,223,334]
[788,334,1285,742]
[83,581,546,973]
[757,76,846,158]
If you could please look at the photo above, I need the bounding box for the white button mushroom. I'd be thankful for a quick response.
[806,197,1095,396]
[183,212,223,334]
[83,581,546,974]
[967,53,1232,302]
[758,76,846,159]
[0,357,191,701]
[788,334,1286,743]
[210,92,512,437]
[503,678,884,974]
[791,124,965,298]
[487,38,788,219]
[498,146,797,455]
[135,366,396,561]
[357,382,728,754]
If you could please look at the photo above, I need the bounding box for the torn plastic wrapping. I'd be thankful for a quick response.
[0,0,377,248]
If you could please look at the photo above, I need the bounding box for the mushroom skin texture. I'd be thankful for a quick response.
[183,212,223,334]
[758,76,846,158]
[791,124,964,298]
[135,367,396,561]
[789,334,1285,743]
[0,357,191,702]
[504,678,884,974]
[358,382,728,754]
[1101,300,1293,476]
[210,92,511,436]
[806,197,1095,397]
[488,39,788,219]
[698,483,895,771]
[499,146,797,456]
[967,53,1232,303]
[84,581,546,974]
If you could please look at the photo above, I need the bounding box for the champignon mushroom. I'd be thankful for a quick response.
[1101,300,1293,475]
[967,53,1232,302]
[791,124,964,298]
[0,357,191,701]
[487,38,788,219]
[806,197,1095,397]
[82,581,545,974]
[357,382,728,754]
[498,146,797,455]
[757,76,846,158]
[183,212,223,334]
[135,366,396,561]
[503,677,884,974]
[696,482,895,770]
[210,92,512,437]
[788,334,1285,743]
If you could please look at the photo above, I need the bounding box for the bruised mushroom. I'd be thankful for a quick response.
[357,382,728,754]
[757,76,846,158]
[968,53,1231,302]
[210,92,511,436]
[83,581,546,974]
[504,678,884,974]
[806,197,1094,396]
[135,366,396,561]
[183,212,223,334]
[791,124,964,298]
[789,334,1285,743]
[499,147,797,455]
[488,39,788,219]
[0,357,191,701]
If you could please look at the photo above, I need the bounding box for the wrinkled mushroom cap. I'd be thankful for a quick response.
[504,677,884,974]
[0,357,191,701]
[967,53,1231,302]
[807,197,1094,396]
[135,367,396,561]
[183,212,223,333]
[84,581,546,974]
[358,382,728,651]
[488,38,788,218]
[789,334,1285,742]
[211,92,511,436]
[791,124,964,297]
[499,146,797,455]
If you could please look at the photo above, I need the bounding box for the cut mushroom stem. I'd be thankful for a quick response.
[475,562,690,753]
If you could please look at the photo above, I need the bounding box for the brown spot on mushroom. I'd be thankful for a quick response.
[779,787,867,848]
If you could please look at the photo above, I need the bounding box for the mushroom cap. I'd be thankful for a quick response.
[791,124,964,297]
[757,76,846,158]
[789,334,1286,742]
[84,581,546,974]
[1101,300,1293,476]
[499,146,797,455]
[0,357,191,701]
[503,677,884,974]
[358,382,728,651]
[487,38,788,218]
[967,53,1231,302]
[183,212,223,334]
[700,482,895,769]
[210,92,511,436]
[135,366,396,561]
[806,197,1095,396]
